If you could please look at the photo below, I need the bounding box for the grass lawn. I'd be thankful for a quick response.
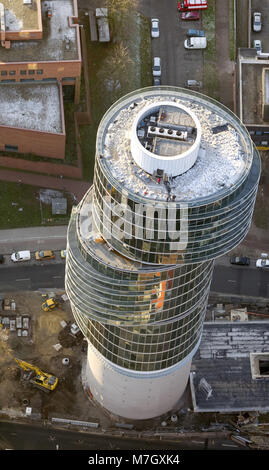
[0,182,42,229]
[0,182,74,229]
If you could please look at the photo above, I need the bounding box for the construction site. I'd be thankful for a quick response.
[0,289,269,449]
[0,290,105,425]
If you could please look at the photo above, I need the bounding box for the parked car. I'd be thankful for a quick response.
[184,36,207,49]
[0,255,4,264]
[253,12,261,32]
[153,76,161,86]
[253,39,262,52]
[151,18,159,38]
[181,10,200,20]
[185,79,202,88]
[60,249,67,259]
[256,259,269,268]
[152,57,161,77]
[186,29,204,37]
[11,250,31,262]
[230,256,250,266]
[35,250,55,261]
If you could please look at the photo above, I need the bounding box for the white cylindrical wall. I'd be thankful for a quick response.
[85,342,193,420]
[130,101,201,177]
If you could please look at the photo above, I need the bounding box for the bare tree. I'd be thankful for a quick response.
[104,0,138,38]
[98,43,134,99]
[104,0,138,16]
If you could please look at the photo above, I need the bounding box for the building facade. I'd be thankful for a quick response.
[65,86,260,419]
[0,0,81,160]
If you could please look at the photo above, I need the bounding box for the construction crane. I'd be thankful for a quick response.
[14,358,58,392]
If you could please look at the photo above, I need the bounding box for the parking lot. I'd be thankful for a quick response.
[138,0,204,88]
[251,0,269,52]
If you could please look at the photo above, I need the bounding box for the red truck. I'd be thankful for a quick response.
[178,0,208,11]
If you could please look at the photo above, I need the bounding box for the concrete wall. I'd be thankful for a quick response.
[85,342,193,420]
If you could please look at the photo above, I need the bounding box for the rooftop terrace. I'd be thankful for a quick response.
[0,0,79,62]
[101,89,252,202]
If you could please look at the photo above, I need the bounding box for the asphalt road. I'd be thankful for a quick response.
[211,263,269,298]
[0,264,65,292]
[0,420,242,451]
[0,262,269,299]
[138,0,204,86]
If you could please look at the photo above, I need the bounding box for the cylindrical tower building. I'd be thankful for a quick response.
[65,87,260,420]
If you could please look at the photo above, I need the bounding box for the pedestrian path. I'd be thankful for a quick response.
[215,0,235,110]
[0,168,91,201]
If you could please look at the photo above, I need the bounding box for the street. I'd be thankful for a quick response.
[0,420,243,451]
[1,261,269,299]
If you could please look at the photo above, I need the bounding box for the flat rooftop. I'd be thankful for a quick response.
[102,89,253,202]
[0,82,63,133]
[0,0,79,62]
[1,0,41,32]
[241,62,265,125]
[191,322,269,412]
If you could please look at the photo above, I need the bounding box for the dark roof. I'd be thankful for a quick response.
[190,322,269,412]
[51,198,67,215]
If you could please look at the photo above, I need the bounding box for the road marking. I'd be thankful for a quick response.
[15,278,30,282]
[53,276,62,279]
[228,279,237,283]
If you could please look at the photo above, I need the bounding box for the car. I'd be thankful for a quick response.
[151,18,159,38]
[186,29,205,37]
[35,250,55,261]
[181,10,200,20]
[253,39,262,52]
[0,255,4,264]
[152,57,161,77]
[230,256,250,266]
[60,249,67,259]
[253,12,261,32]
[11,250,31,262]
[184,36,207,49]
[185,79,202,88]
[256,259,269,268]
[153,76,161,86]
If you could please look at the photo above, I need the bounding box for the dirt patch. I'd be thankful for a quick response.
[0,291,111,426]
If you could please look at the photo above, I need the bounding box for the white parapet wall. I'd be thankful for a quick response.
[85,341,195,420]
[130,101,201,177]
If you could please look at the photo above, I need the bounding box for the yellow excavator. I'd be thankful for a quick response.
[14,358,58,392]
[41,297,59,312]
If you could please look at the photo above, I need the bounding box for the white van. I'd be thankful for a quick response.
[11,250,31,262]
[184,37,207,49]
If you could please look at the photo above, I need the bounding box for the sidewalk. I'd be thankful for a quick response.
[0,168,91,202]
[215,0,235,110]
[0,225,68,254]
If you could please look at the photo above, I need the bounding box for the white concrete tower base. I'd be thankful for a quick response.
[85,341,194,420]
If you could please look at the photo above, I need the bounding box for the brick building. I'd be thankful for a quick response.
[0,0,82,159]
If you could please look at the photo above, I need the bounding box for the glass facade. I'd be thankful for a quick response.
[66,87,260,375]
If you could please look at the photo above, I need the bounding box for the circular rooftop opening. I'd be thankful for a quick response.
[131,101,201,177]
